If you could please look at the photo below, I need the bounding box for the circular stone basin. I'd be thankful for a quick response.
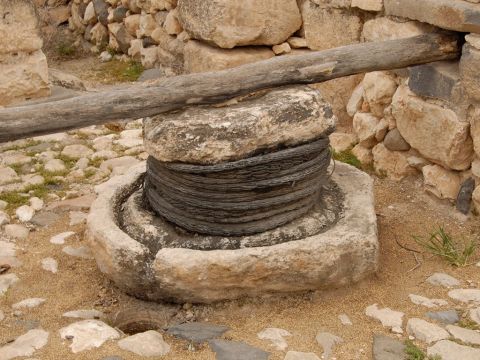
[86,162,378,303]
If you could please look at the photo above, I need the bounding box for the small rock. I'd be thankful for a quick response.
[5,224,29,239]
[347,83,364,117]
[16,205,35,222]
[61,145,94,159]
[366,304,404,333]
[0,200,7,210]
[0,166,20,185]
[316,332,343,360]
[456,178,476,214]
[63,309,105,320]
[406,318,449,344]
[0,310,4,321]
[470,308,480,325]
[427,340,480,360]
[29,197,44,211]
[425,310,459,325]
[69,211,87,226]
[448,289,480,303]
[423,165,462,201]
[284,351,321,360]
[446,324,480,345]
[408,294,448,308]
[41,258,58,273]
[351,144,373,165]
[383,129,411,151]
[427,273,460,288]
[209,339,270,360]
[339,314,352,326]
[257,327,292,351]
[167,322,229,343]
[59,320,120,353]
[0,273,19,295]
[12,298,46,309]
[372,334,405,360]
[62,246,93,259]
[50,231,75,245]
[0,211,10,226]
[0,240,19,267]
[329,133,357,153]
[44,159,66,173]
[287,37,308,49]
[30,211,60,227]
[99,51,113,62]
[118,330,170,356]
[0,329,49,360]
[273,42,291,55]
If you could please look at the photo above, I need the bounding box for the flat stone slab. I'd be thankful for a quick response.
[209,339,270,360]
[87,161,378,303]
[166,323,229,343]
[144,86,336,165]
[372,335,406,360]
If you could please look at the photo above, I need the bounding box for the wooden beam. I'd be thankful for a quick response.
[0,33,459,143]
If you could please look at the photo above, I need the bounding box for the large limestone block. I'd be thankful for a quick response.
[422,165,461,201]
[0,0,43,54]
[351,0,382,11]
[183,40,274,74]
[177,0,302,49]
[470,106,480,158]
[362,17,435,42]
[353,112,379,148]
[372,143,416,180]
[460,44,480,103]
[384,0,480,34]
[391,86,474,171]
[362,71,397,118]
[0,51,50,106]
[144,86,336,164]
[301,1,362,50]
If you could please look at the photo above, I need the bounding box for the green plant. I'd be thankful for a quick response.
[57,42,76,57]
[331,149,362,169]
[404,340,441,360]
[458,318,480,330]
[413,227,477,267]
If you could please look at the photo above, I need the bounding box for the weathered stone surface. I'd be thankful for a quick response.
[362,17,434,42]
[427,340,480,360]
[457,177,476,214]
[329,133,357,153]
[383,129,410,152]
[167,323,229,343]
[384,0,480,33]
[93,0,109,25]
[0,329,49,360]
[12,298,46,309]
[41,258,58,273]
[353,112,379,148]
[316,332,343,360]
[59,320,120,353]
[427,273,460,288]
[209,339,270,360]
[366,304,404,333]
[124,14,141,36]
[183,40,274,73]
[301,1,362,50]
[471,106,480,158]
[448,289,480,303]
[347,83,364,117]
[408,294,448,308]
[373,144,416,180]
[474,185,480,213]
[273,42,291,55]
[87,162,378,303]
[351,0,382,11]
[0,51,50,106]
[392,86,474,170]
[177,0,301,48]
[4,224,29,239]
[351,144,373,166]
[426,310,459,325]
[372,334,406,360]
[63,309,105,320]
[0,167,19,185]
[118,331,170,356]
[61,145,94,159]
[363,71,397,118]
[406,318,449,344]
[284,351,320,360]
[0,273,19,295]
[409,61,460,103]
[422,165,462,200]
[460,44,480,102]
[447,325,480,345]
[145,86,335,164]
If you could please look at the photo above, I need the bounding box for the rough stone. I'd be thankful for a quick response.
[12,298,46,310]
[167,323,229,343]
[41,258,58,273]
[59,320,120,353]
[362,17,434,42]
[383,129,410,152]
[0,329,49,360]
[375,118,389,142]
[373,144,416,180]
[63,309,105,320]
[352,144,373,165]
[83,2,96,24]
[62,246,93,259]
[92,0,109,25]
[448,289,480,303]
[61,145,94,160]
[273,42,291,55]
[347,83,364,117]
[5,224,29,239]
[164,9,182,35]
[50,231,75,245]
[209,339,270,360]
[363,71,397,118]
[177,0,302,48]
[339,314,352,326]
[406,318,449,344]
[457,177,476,214]
[257,328,291,351]
[427,340,480,360]
[0,167,19,185]
[408,294,448,308]
[469,308,480,325]
[460,44,480,103]
[0,211,9,226]
[108,24,133,54]
[284,351,321,360]
[118,331,170,356]
[475,186,480,213]
[426,310,459,325]
[384,0,480,33]
[124,14,141,36]
[372,334,406,360]
[184,40,274,73]
[316,332,343,360]
[329,133,357,153]
[301,1,362,50]
[29,197,43,211]
[0,273,19,295]
[0,240,18,267]
[446,325,480,345]
[392,85,474,170]
[427,273,461,288]
[366,304,404,333]
[422,165,462,201]
[351,0,383,11]
[144,86,335,164]
[353,112,379,148]
[287,37,307,49]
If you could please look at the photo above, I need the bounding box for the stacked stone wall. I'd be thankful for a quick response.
[65,0,480,212]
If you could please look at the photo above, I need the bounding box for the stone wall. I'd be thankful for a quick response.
[66,0,480,212]
[0,0,50,106]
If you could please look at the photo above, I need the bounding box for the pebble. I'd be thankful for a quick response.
[61,145,94,159]
[448,289,480,303]
[469,308,480,325]
[0,210,10,225]
[0,273,19,295]
[406,318,449,344]
[31,211,60,227]
[338,314,353,326]
[5,224,29,239]
[16,205,35,222]
[62,309,105,320]
[365,304,404,333]
[408,294,448,308]
[59,320,120,353]
[284,351,321,360]
[0,329,49,360]
[12,298,46,309]
[425,310,459,324]
[44,159,66,173]
[316,332,343,360]
[427,273,460,288]
[0,166,20,185]
[62,246,94,259]
[427,340,480,360]
[446,324,480,346]
[50,231,76,245]
[257,328,292,351]
[167,322,230,343]
[209,339,270,360]
[41,258,58,273]
[69,211,87,225]
[118,330,170,357]
[29,197,44,211]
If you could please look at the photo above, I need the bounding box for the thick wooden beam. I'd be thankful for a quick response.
[0,33,459,143]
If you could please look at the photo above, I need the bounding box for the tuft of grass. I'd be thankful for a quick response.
[0,192,30,210]
[94,60,144,83]
[458,318,480,330]
[332,149,362,169]
[413,227,477,267]
[404,340,441,360]
[56,154,77,170]
[57,42,76,58]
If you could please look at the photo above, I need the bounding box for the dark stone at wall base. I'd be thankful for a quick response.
[383,129,410,152]
[209,339,270,360]
[93,0,109,26]
[373,335,406,360]
[166,323,230,343]
[112,7,128,23]
[456,177,476,214]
